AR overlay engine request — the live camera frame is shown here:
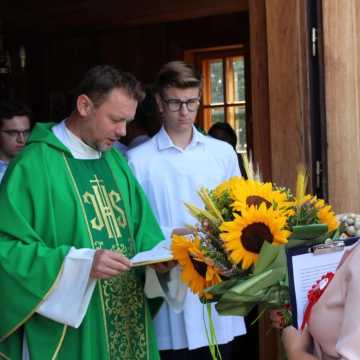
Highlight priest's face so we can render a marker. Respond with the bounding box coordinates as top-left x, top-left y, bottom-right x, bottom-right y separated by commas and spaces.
0, 115, 31, 162
156, 87, 200, 134
82, 88, 138, 152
